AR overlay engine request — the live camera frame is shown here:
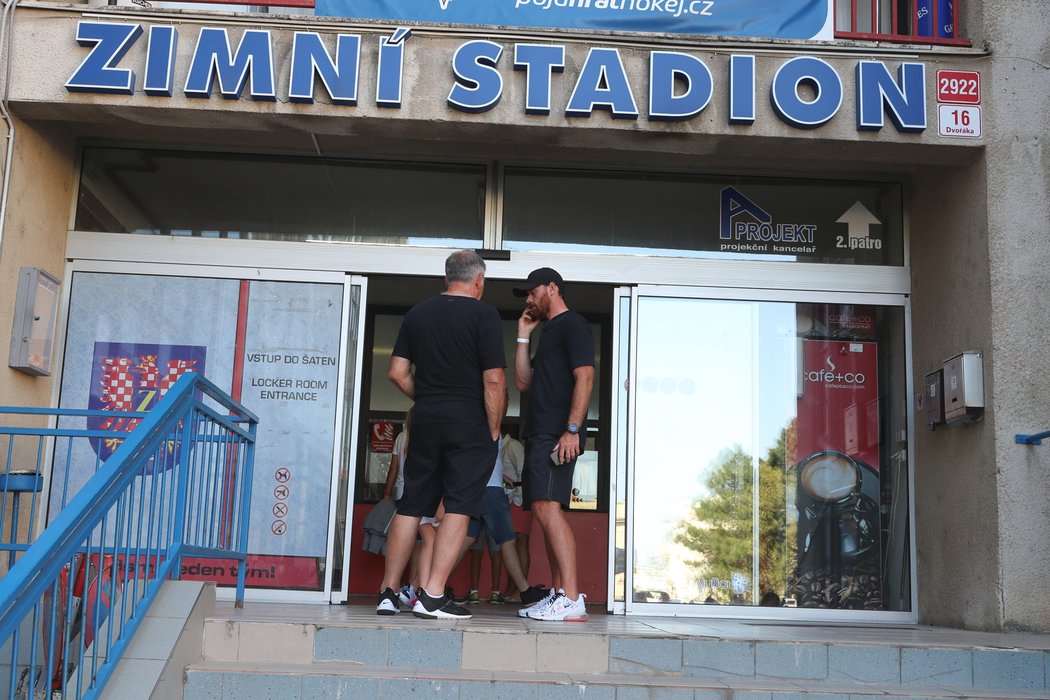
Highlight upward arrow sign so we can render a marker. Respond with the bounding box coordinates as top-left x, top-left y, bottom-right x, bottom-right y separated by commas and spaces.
836, 201, 880, 240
